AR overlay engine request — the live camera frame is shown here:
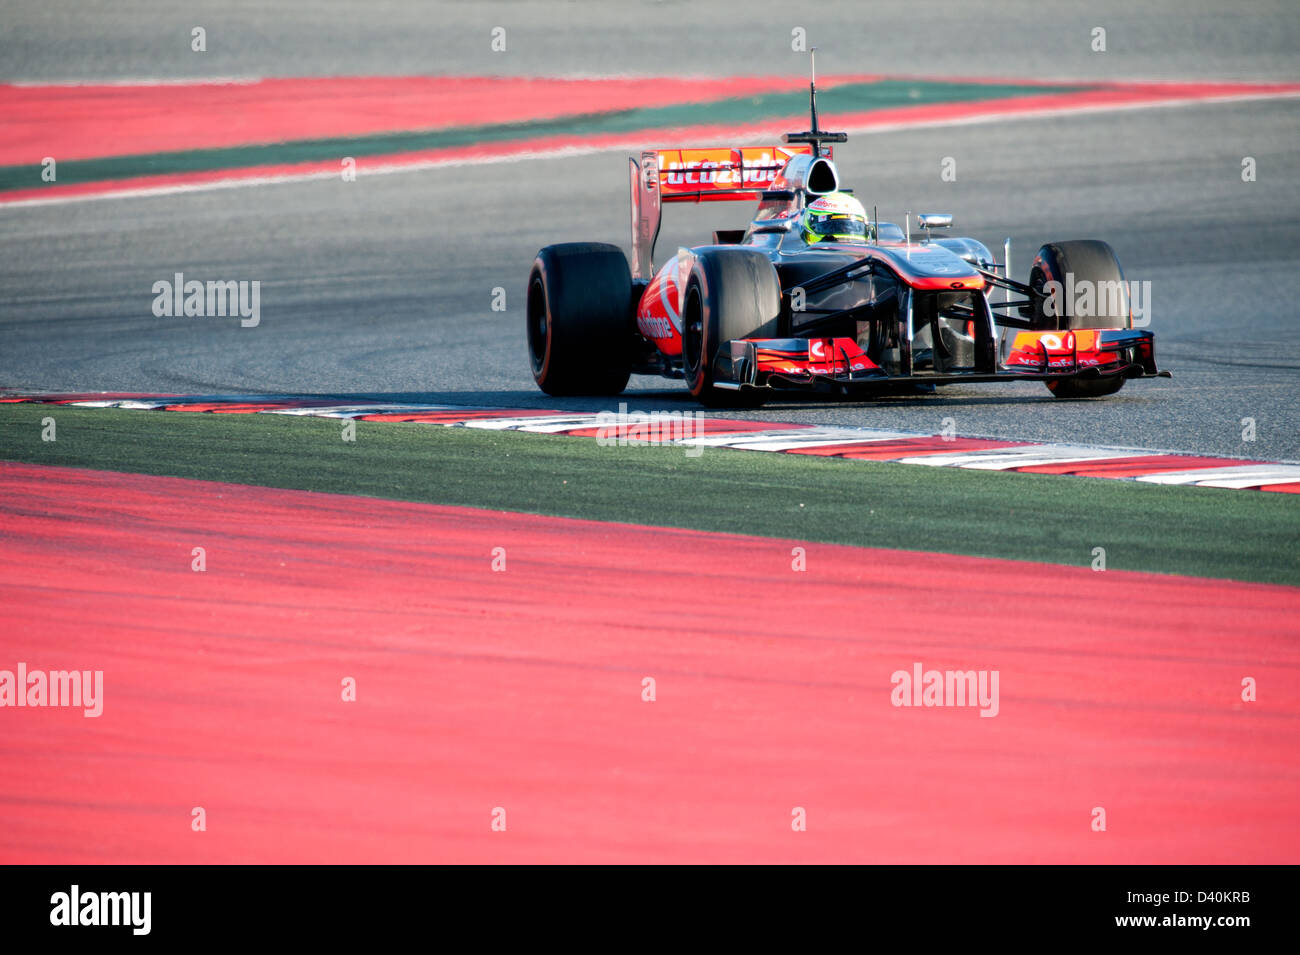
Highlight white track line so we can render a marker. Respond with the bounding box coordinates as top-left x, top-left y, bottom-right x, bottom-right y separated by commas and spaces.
681, 427, 915, 451
1135, 465, 1300, 489
898, 445, 1134, 470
